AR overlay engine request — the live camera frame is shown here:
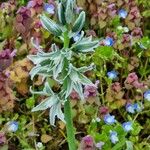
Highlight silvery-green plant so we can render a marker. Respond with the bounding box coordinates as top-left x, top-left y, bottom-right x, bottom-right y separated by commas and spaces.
28, 0, 99, 149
